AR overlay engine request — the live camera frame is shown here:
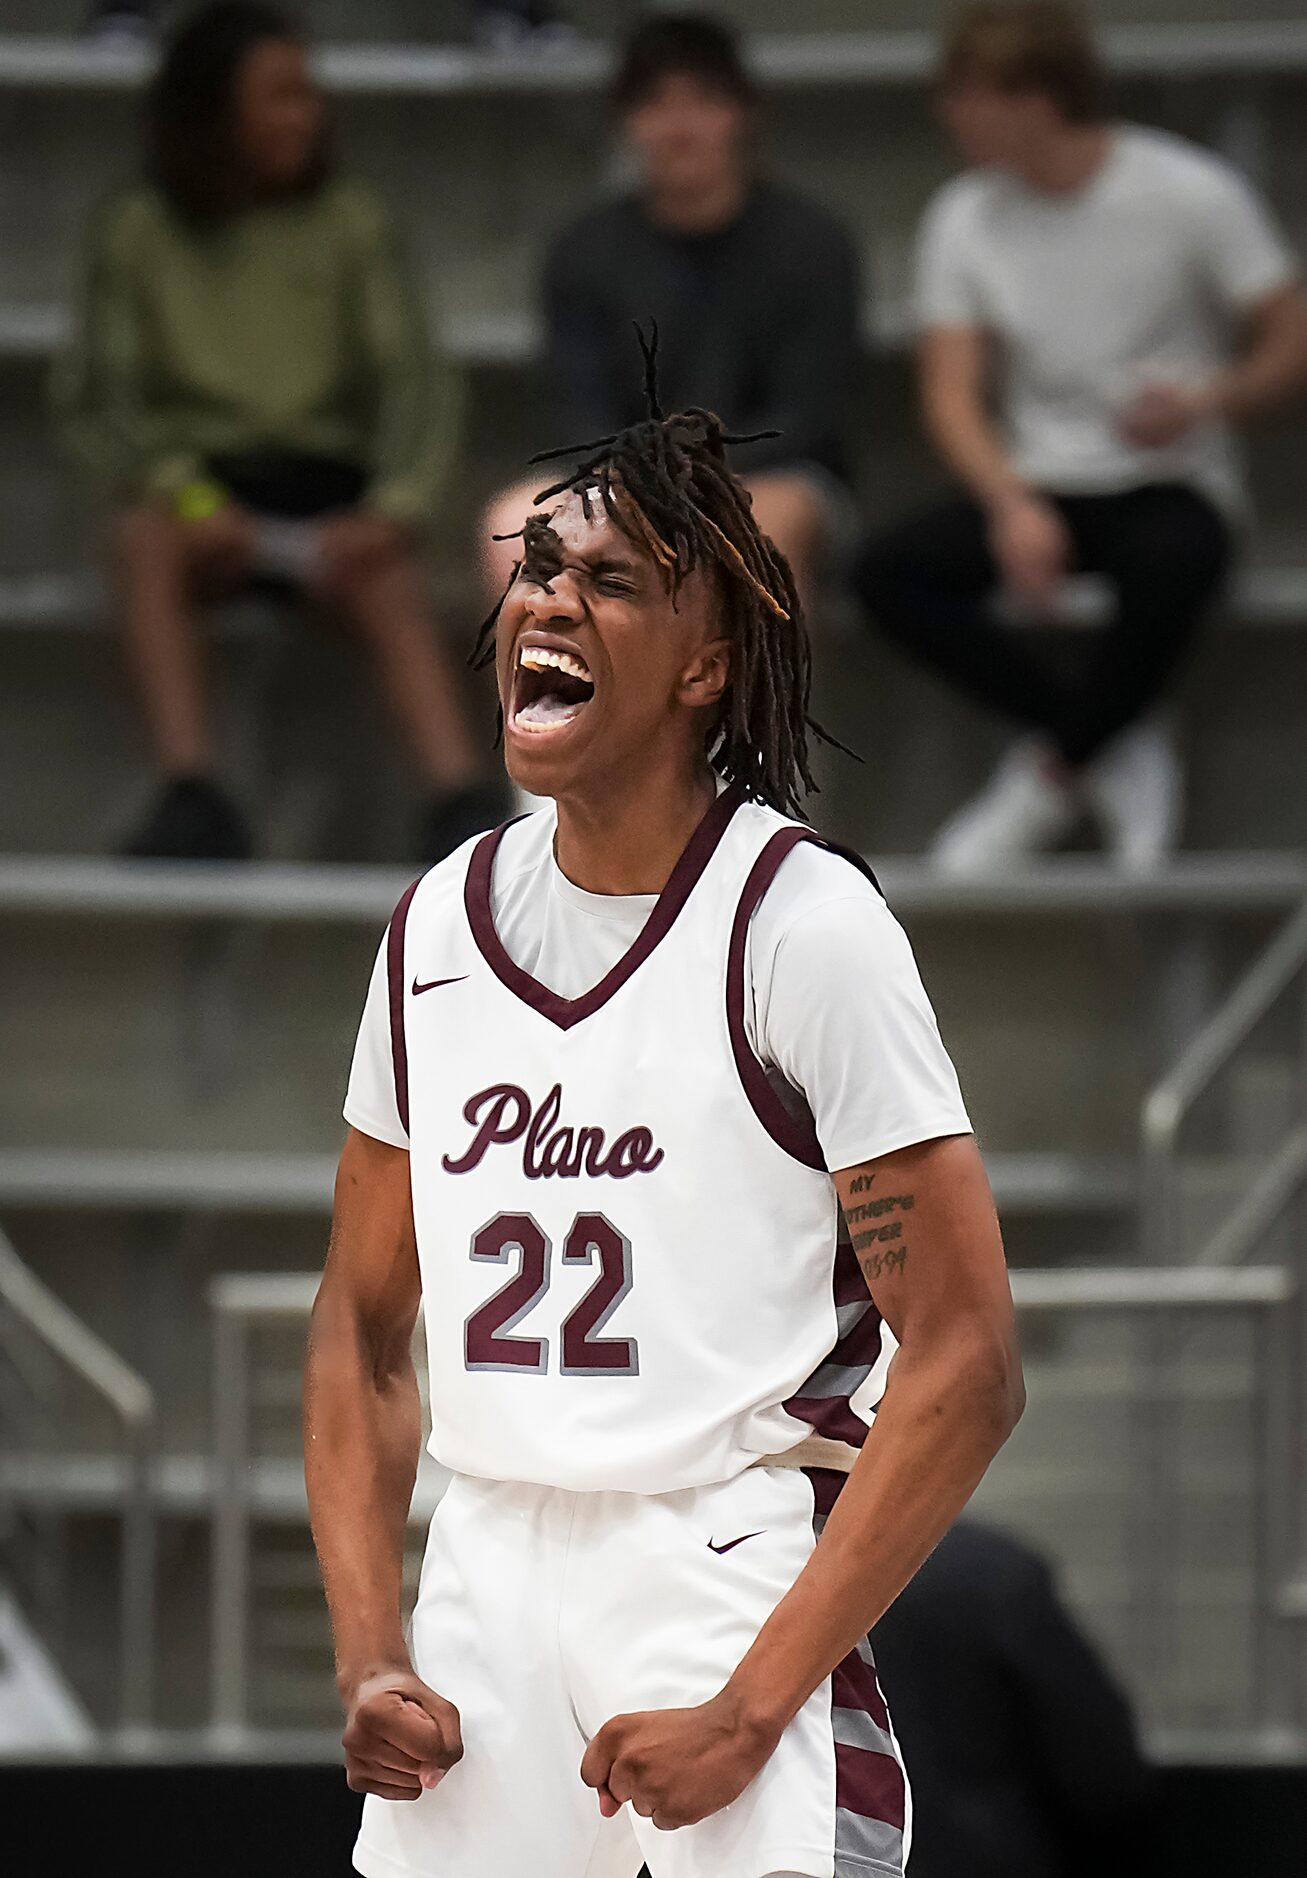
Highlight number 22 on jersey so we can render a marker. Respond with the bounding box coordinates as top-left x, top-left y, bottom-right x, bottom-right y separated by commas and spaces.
465, 1213, 638, 1377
